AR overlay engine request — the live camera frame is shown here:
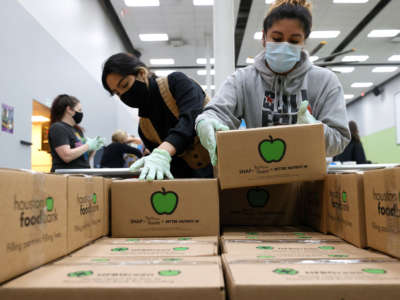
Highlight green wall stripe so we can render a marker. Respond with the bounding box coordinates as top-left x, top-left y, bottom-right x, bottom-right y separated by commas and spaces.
361, 127, 400, 163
